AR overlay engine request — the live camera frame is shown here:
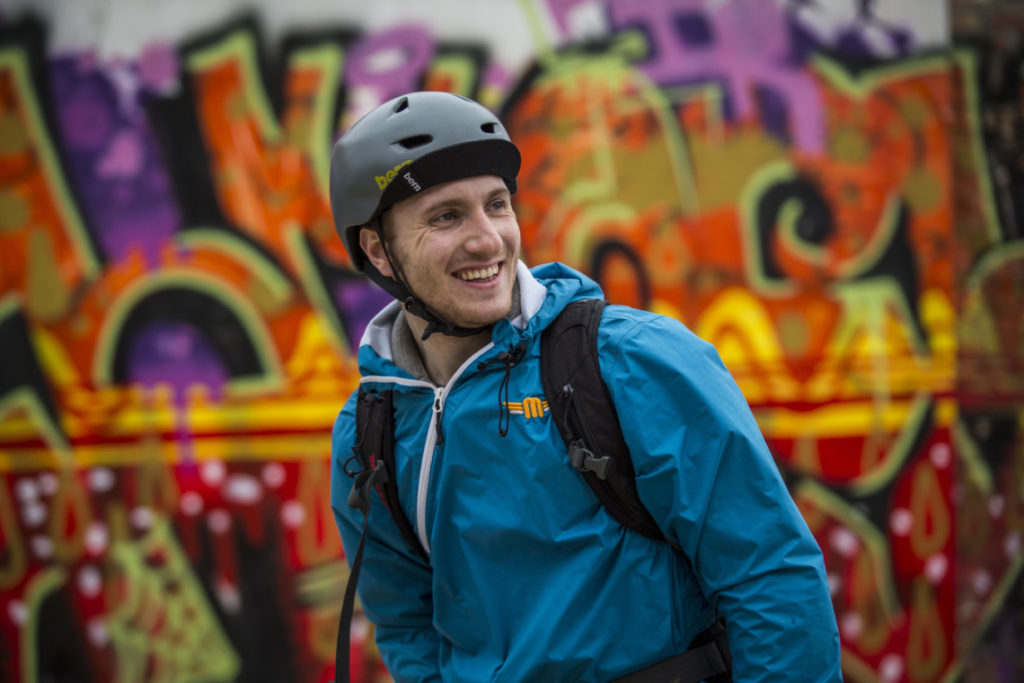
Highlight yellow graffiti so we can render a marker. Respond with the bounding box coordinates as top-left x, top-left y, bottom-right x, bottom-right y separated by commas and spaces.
0, 475, 27, 589
107, 520, 240, 682
295, 459, 344, 565
48, 466, 91, 563
907, 579, 946, 682
909, 461, 951, 559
